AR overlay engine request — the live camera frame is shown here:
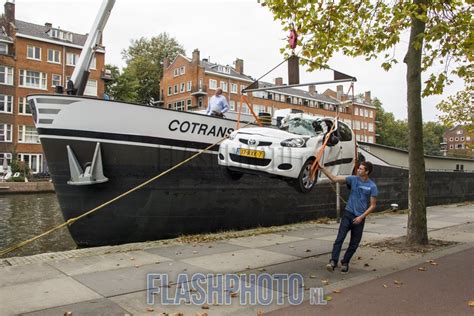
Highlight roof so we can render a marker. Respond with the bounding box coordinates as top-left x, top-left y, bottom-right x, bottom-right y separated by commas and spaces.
14, 20, 88, 46
258, 81, 339, 104
200, 59, 253, 81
